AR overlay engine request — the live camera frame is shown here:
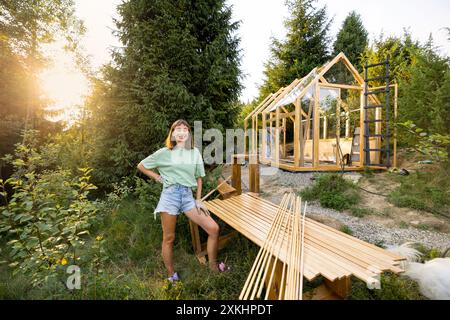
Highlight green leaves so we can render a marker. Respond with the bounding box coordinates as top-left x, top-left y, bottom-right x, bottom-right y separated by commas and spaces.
397, 121, 449, 164
0, 147, 103, 287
